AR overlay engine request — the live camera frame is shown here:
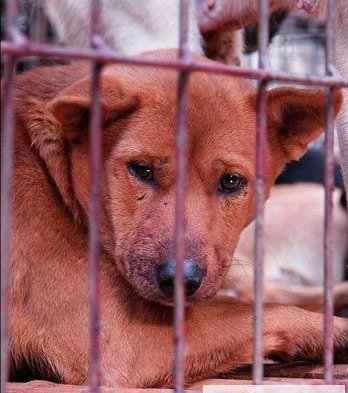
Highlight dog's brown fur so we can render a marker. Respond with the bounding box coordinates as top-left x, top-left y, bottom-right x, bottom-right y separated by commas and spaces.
9, 52, 348, 388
